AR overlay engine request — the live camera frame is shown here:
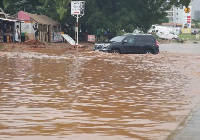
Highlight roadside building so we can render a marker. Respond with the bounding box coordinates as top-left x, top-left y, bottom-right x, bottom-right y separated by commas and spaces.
0, 8, 18, 43
0, 18, 18, 43
0, 8, 8, 18
165, 0, 200, 24
163, 0, 200, 33
16, 11, 62, 43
